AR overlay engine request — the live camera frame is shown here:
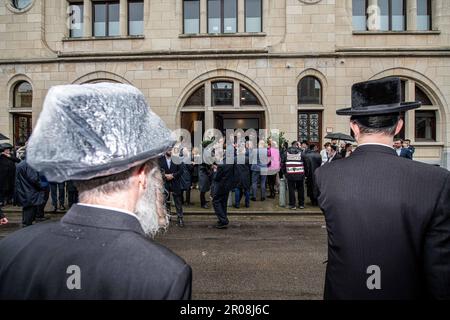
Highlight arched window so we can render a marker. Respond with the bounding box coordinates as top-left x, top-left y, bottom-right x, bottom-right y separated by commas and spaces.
184, 85, 205, 106
13, 81, 32, 108
240, 85, 261, 106
298, 76, 322, 105
415, 86, 433, 106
